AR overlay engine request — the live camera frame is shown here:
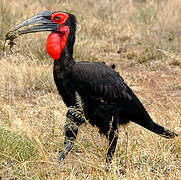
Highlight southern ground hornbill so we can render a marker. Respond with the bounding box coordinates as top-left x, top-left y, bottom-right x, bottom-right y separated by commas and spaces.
7, 11, 178, 167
